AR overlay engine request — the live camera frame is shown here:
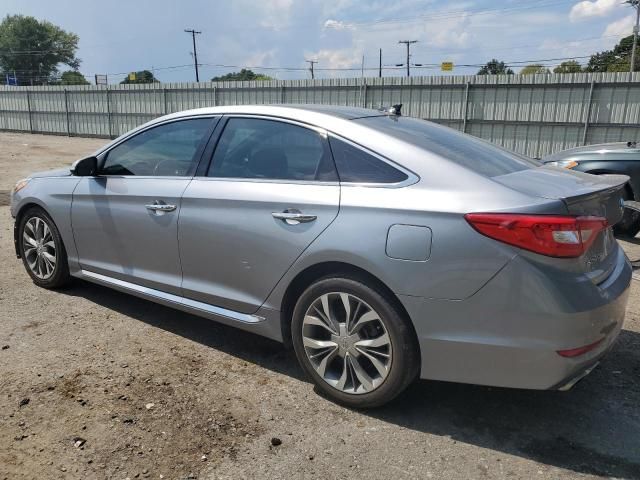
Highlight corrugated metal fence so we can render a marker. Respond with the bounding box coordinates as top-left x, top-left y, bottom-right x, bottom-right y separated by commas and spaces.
1, 72, 639, 158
